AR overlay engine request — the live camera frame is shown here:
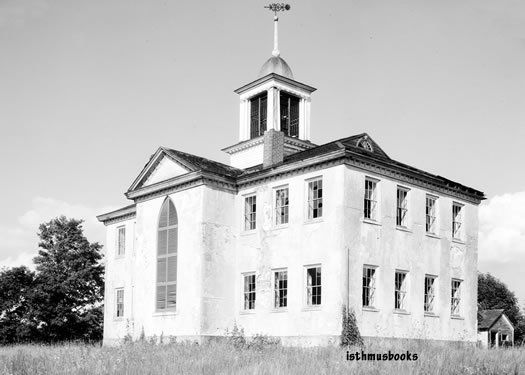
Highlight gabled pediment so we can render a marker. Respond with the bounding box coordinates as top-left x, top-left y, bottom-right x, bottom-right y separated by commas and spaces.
340, 133, 391, 160
128, 148, 195, 192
